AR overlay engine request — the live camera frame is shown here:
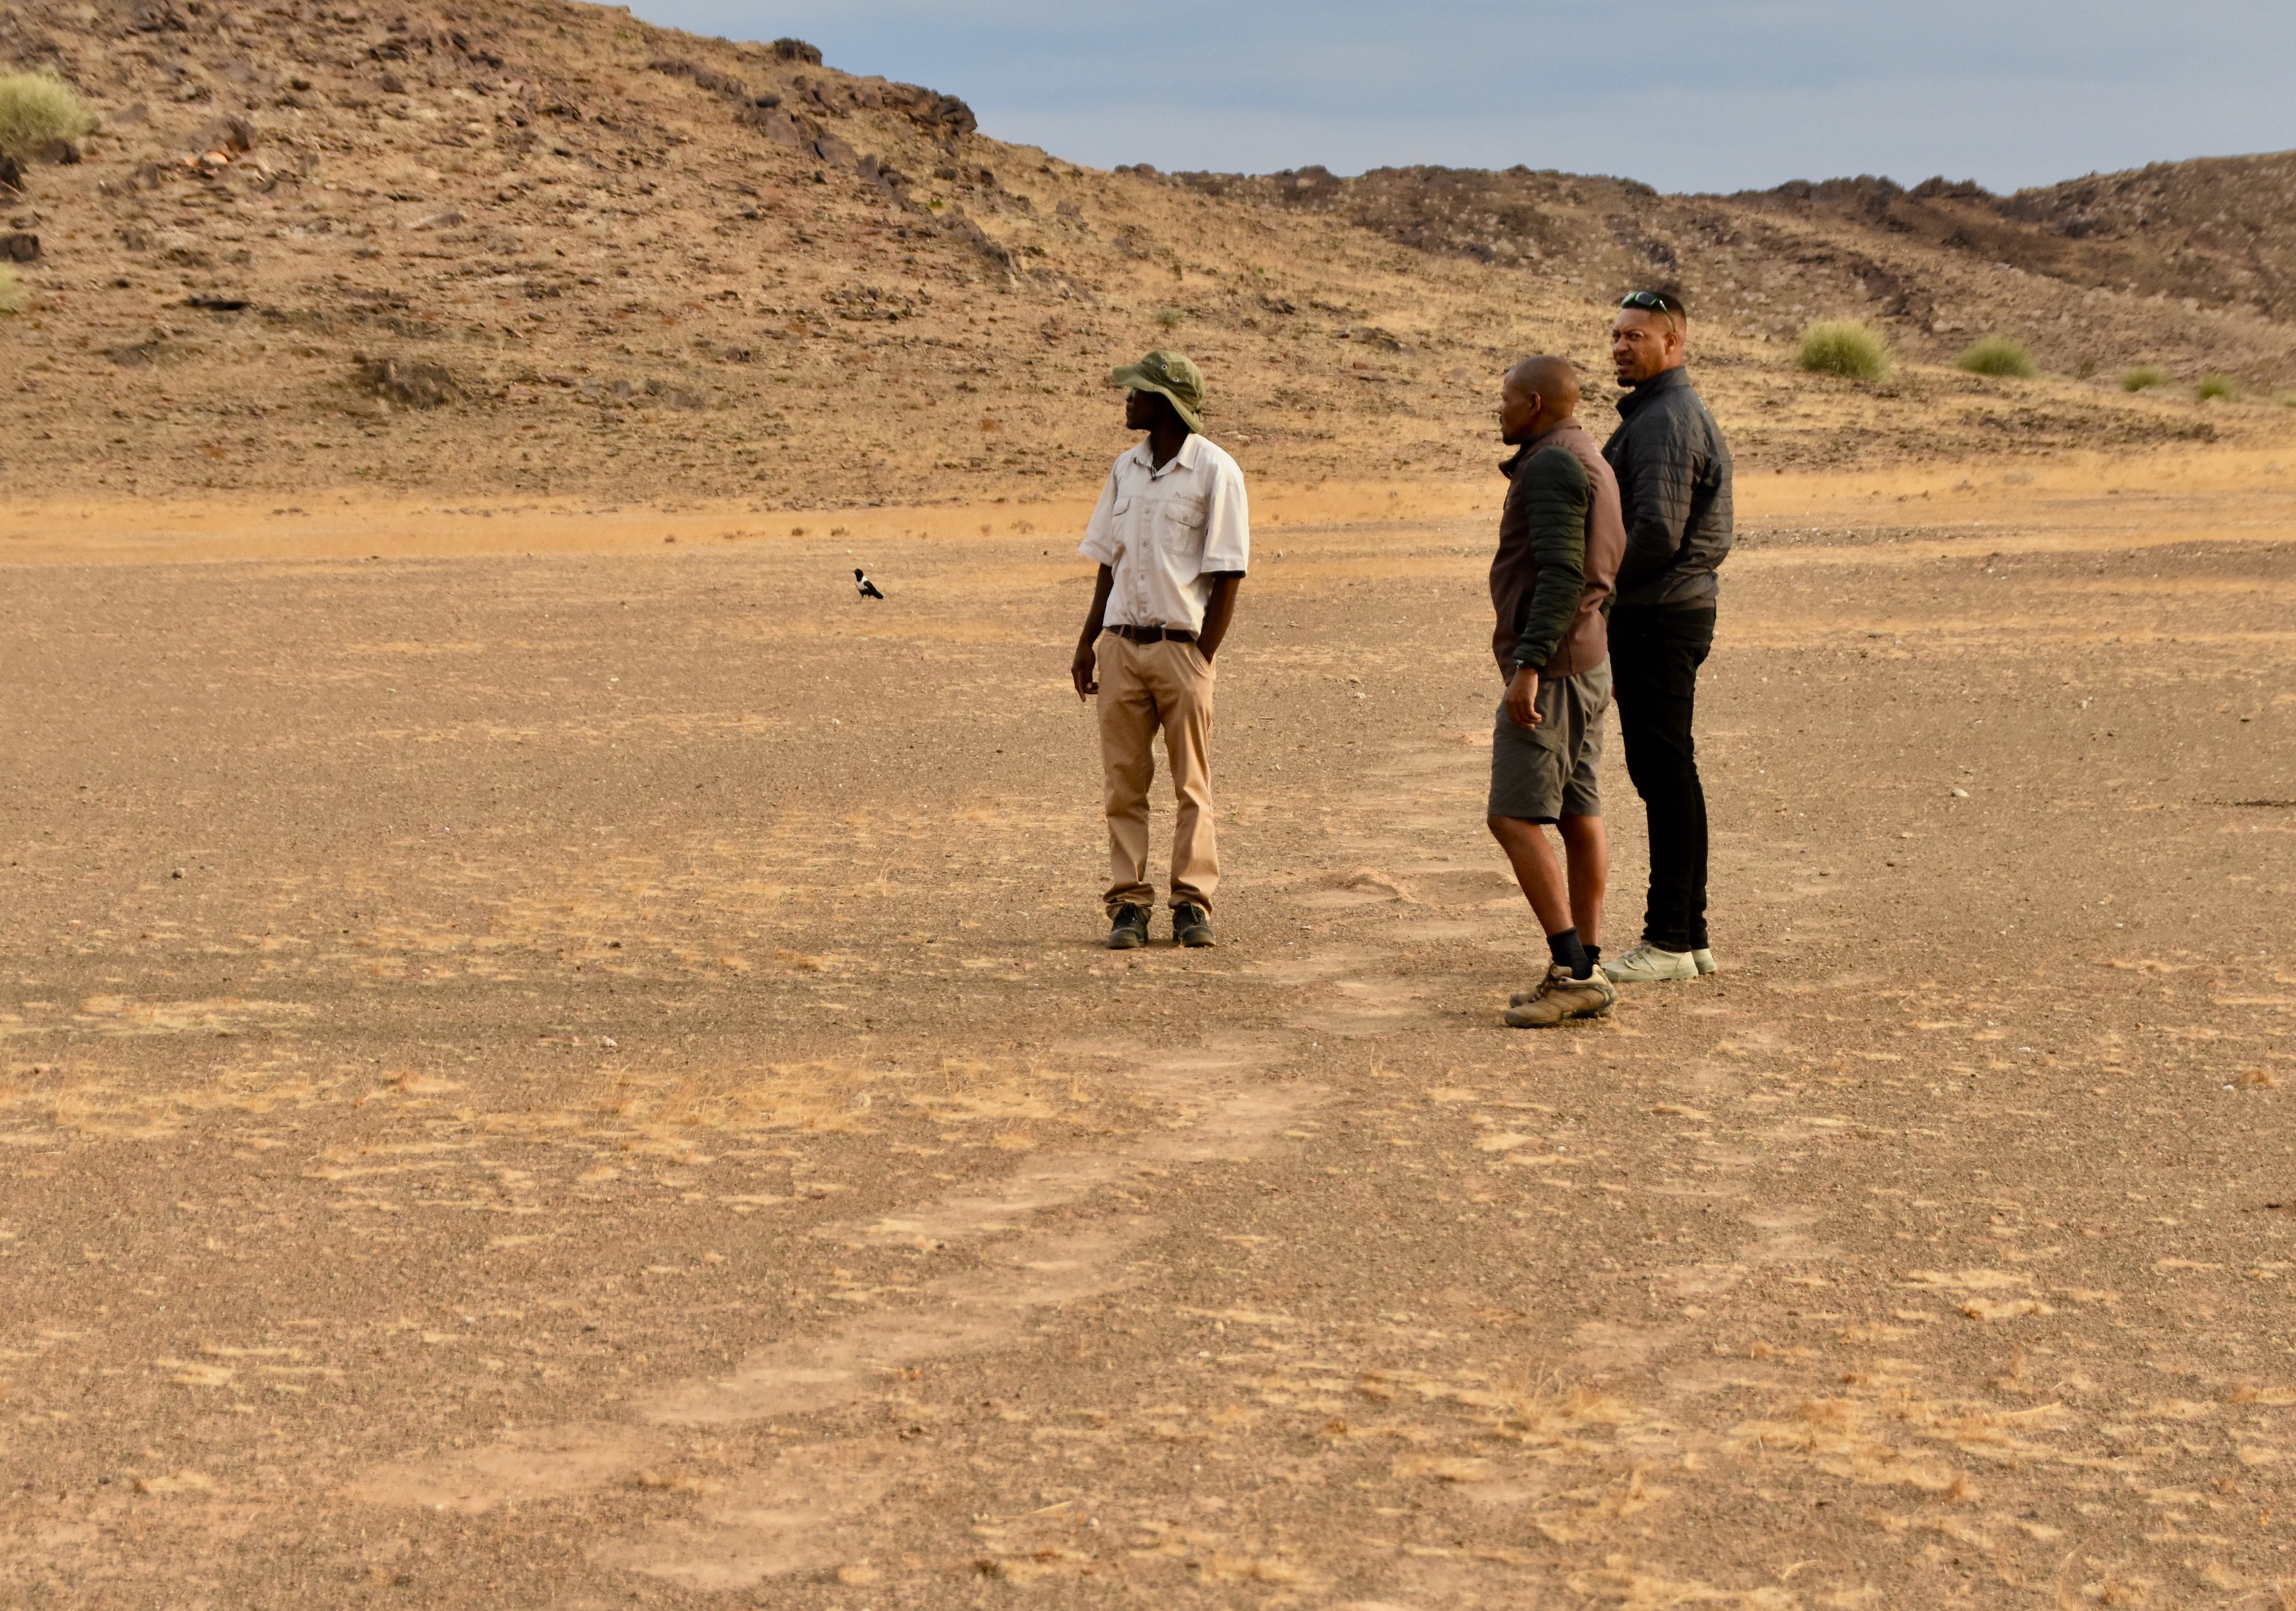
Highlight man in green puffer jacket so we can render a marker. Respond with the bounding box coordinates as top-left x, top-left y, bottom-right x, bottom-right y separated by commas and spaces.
1484, 355, 1626, 1028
